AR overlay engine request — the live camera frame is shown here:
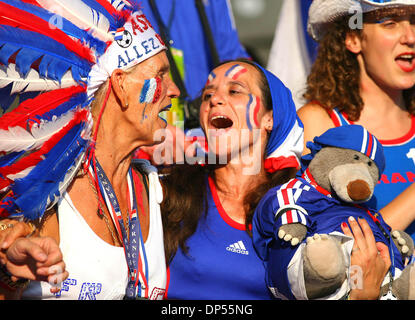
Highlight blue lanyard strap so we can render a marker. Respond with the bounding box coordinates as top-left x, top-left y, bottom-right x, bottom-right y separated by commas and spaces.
91, 160, 149, 299
355, 205, 396, 278
364, 208, 396, 277
126, 167, 149, 298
